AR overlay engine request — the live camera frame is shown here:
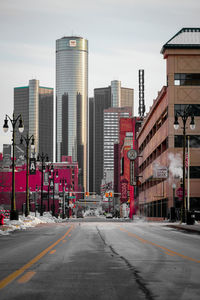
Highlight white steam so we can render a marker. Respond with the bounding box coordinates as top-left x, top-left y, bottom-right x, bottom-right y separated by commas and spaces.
168, 153, 183, 178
